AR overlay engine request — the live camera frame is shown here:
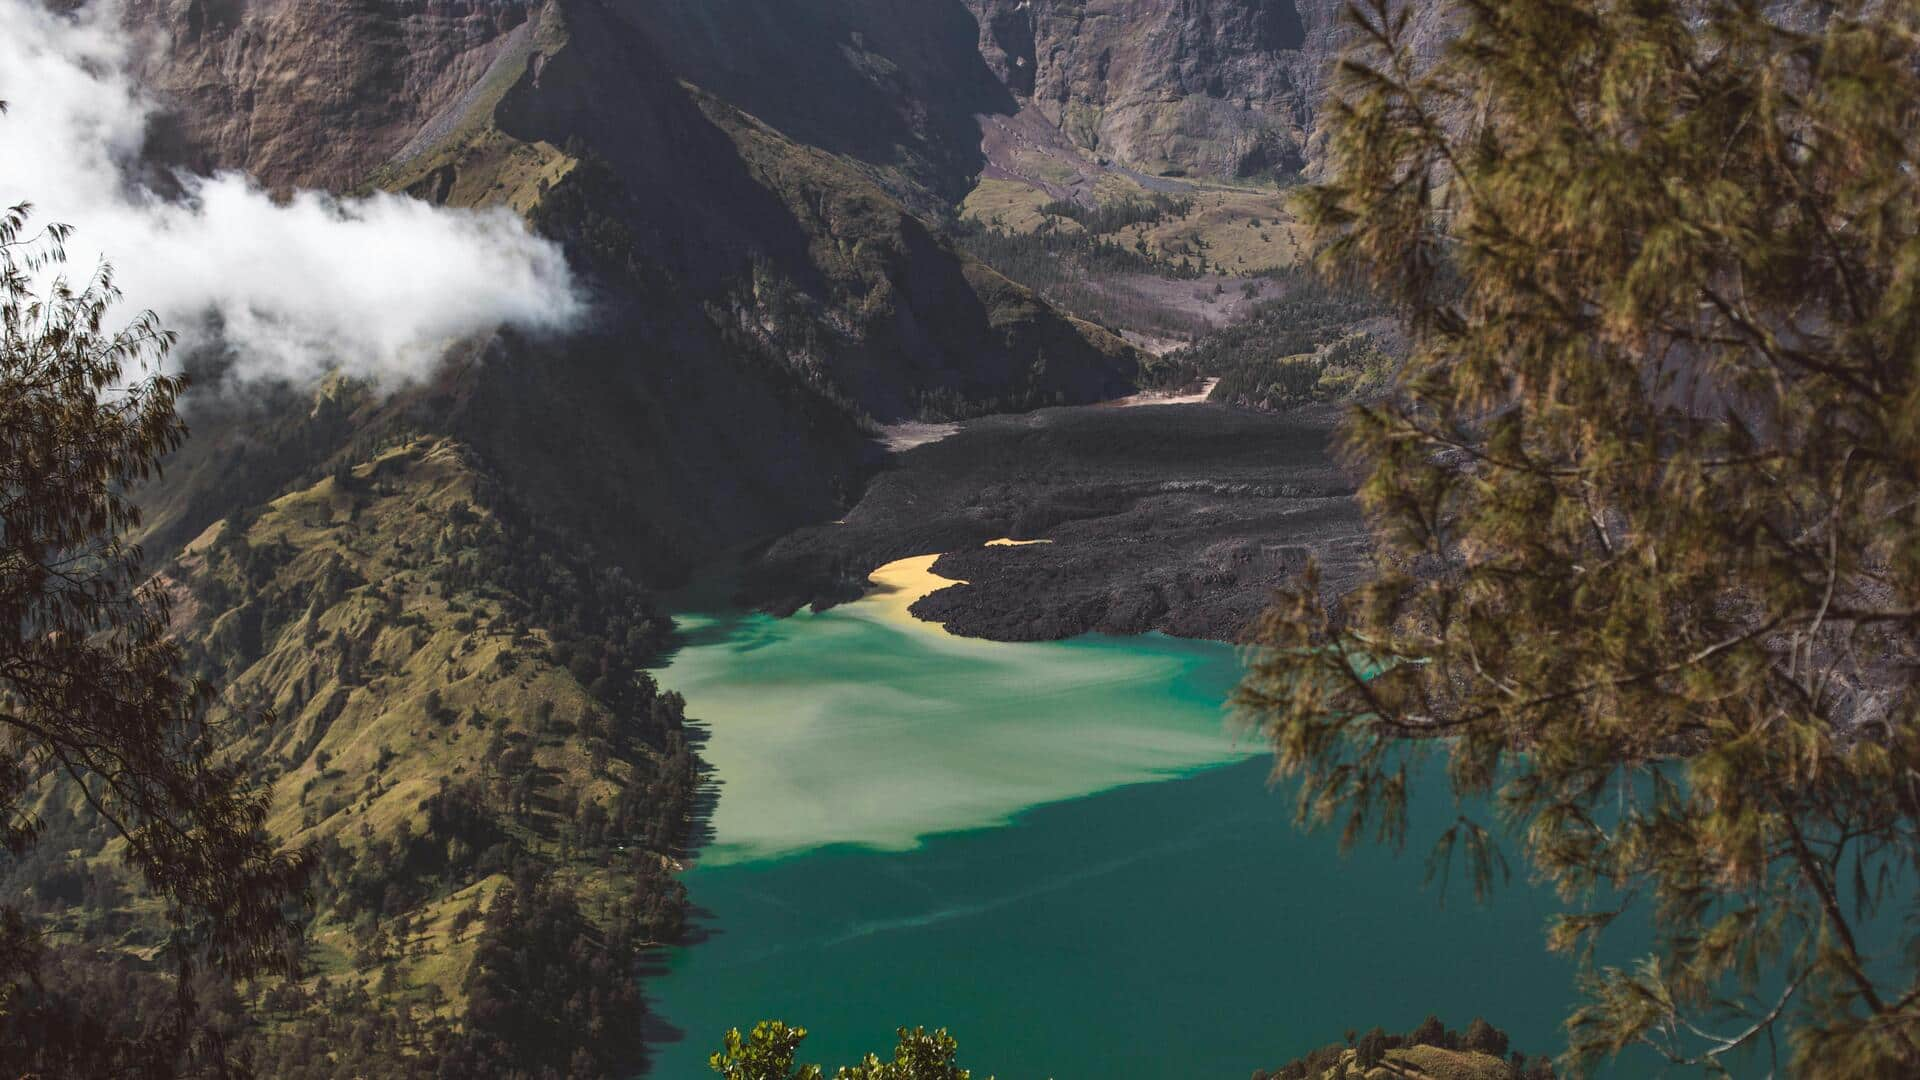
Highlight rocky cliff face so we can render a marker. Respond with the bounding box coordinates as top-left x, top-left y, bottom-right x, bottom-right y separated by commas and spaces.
616, 0, 1017, 209
960, 0, 1350, 179
127, 0, 538, 191
958, 0, 1482, 182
